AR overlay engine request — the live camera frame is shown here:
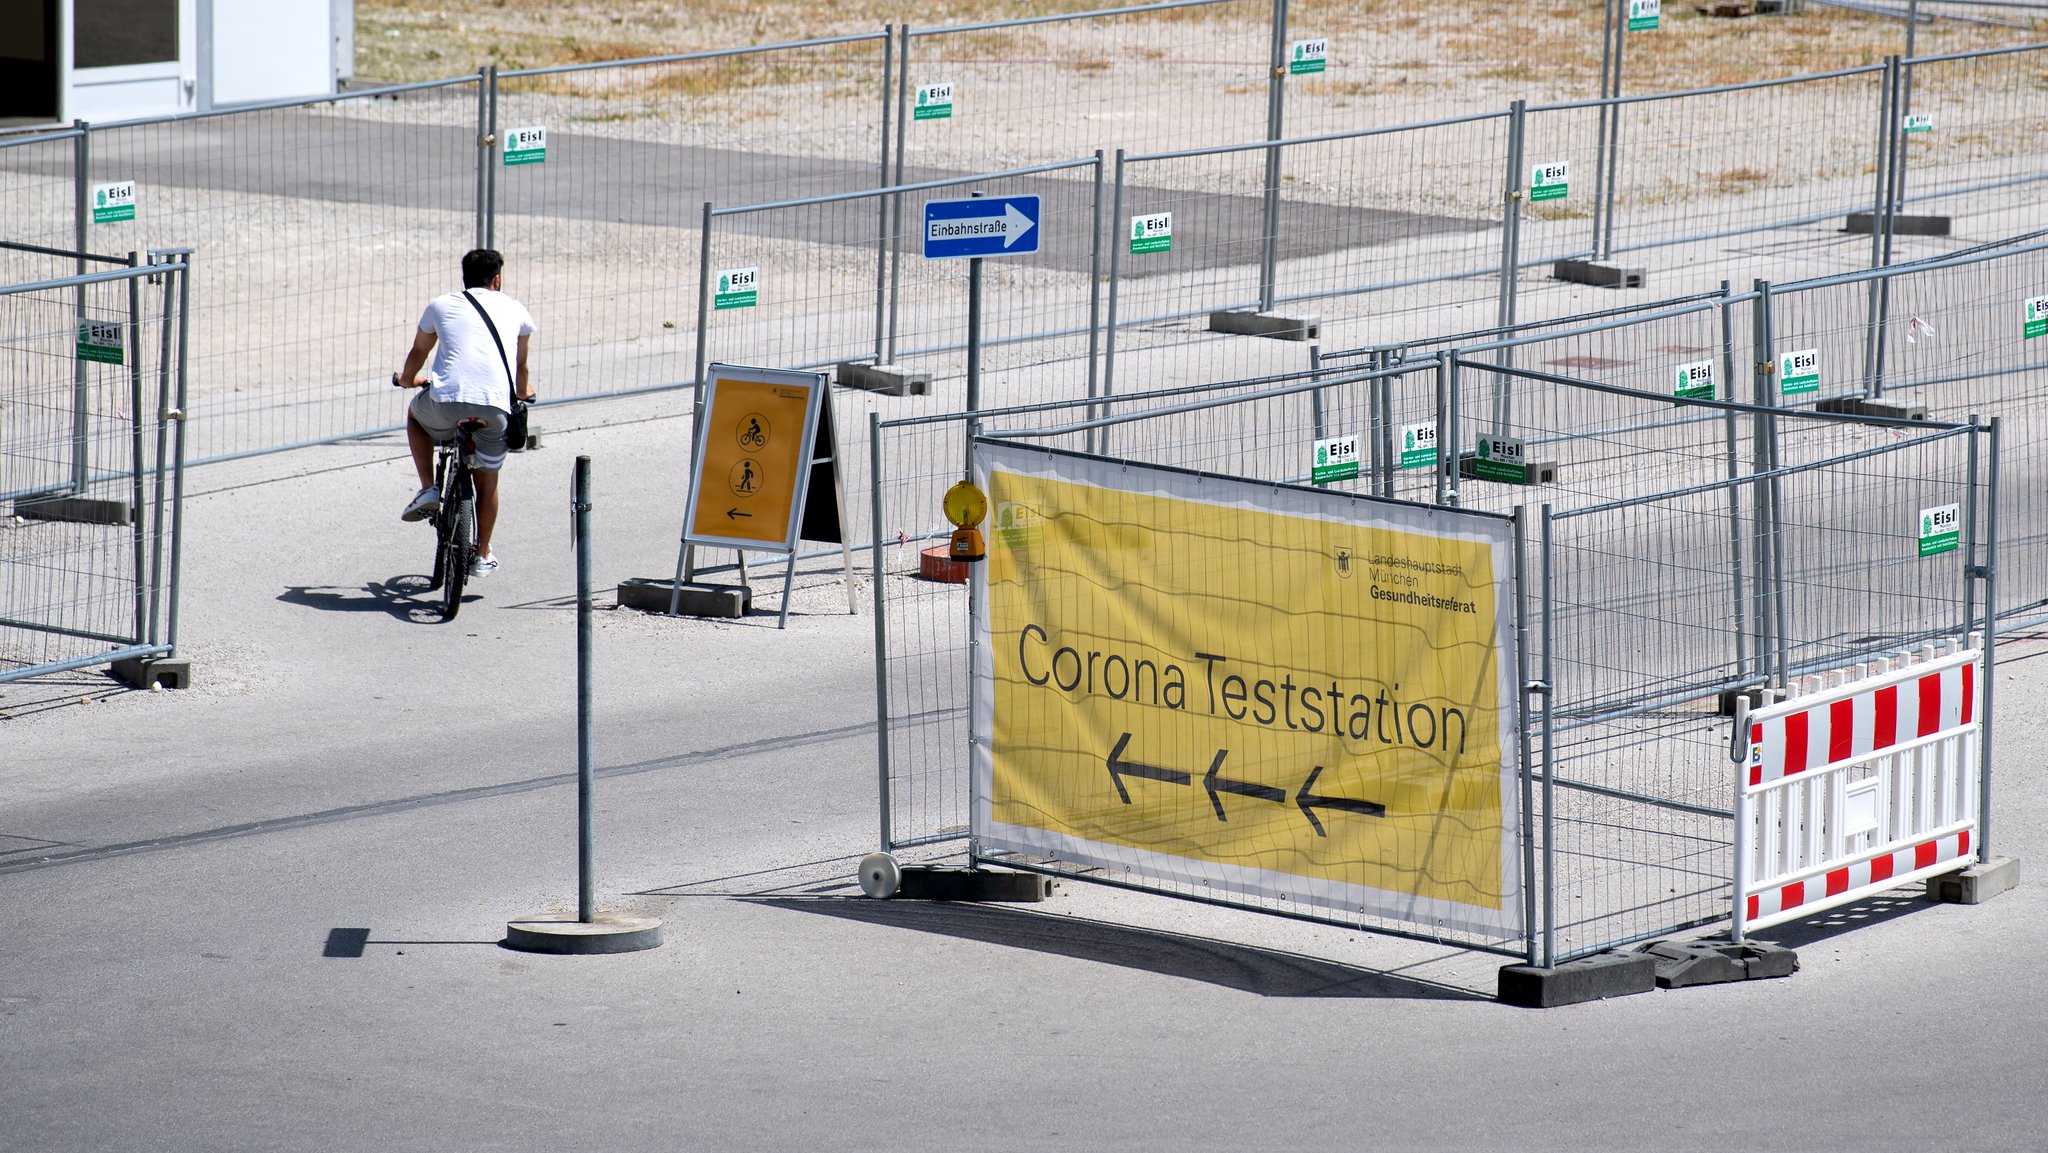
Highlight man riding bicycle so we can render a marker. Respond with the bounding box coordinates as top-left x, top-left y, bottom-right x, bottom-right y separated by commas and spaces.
392, 249, 536, 578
